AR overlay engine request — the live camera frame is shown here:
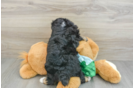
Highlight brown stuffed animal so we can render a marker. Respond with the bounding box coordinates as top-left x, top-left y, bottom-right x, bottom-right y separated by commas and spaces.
19, 37, 121, 88
78, 37, 121, 84
20, 42, 47, 78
